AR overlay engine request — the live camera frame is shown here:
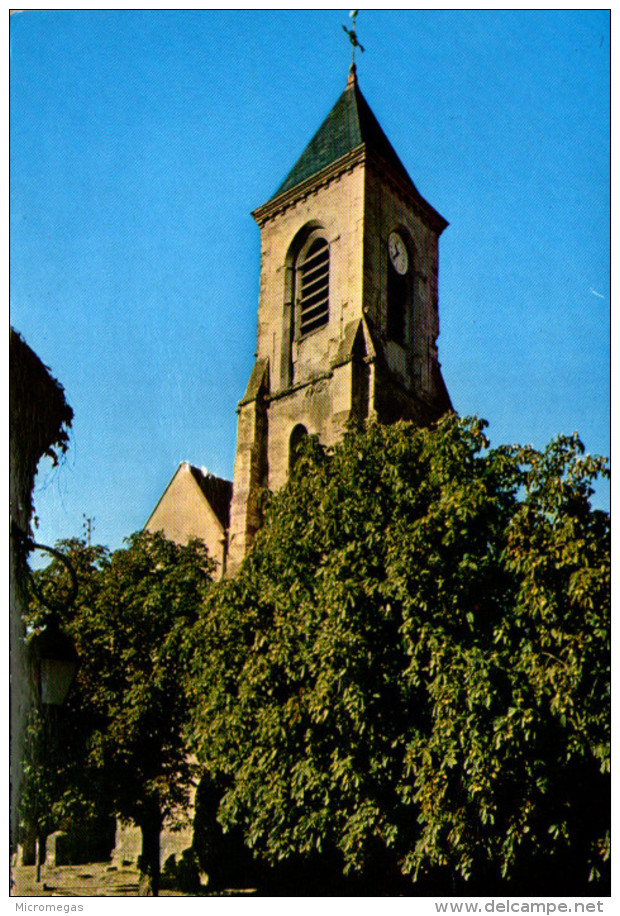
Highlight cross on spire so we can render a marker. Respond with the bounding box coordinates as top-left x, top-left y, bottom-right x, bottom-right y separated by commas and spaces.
342, 9, 364, 75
